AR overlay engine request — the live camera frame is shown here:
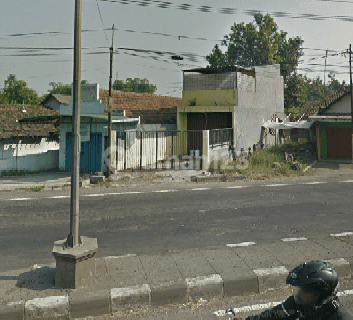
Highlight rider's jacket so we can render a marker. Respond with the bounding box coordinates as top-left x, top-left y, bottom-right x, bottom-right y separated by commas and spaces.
244, 296, 353, 320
